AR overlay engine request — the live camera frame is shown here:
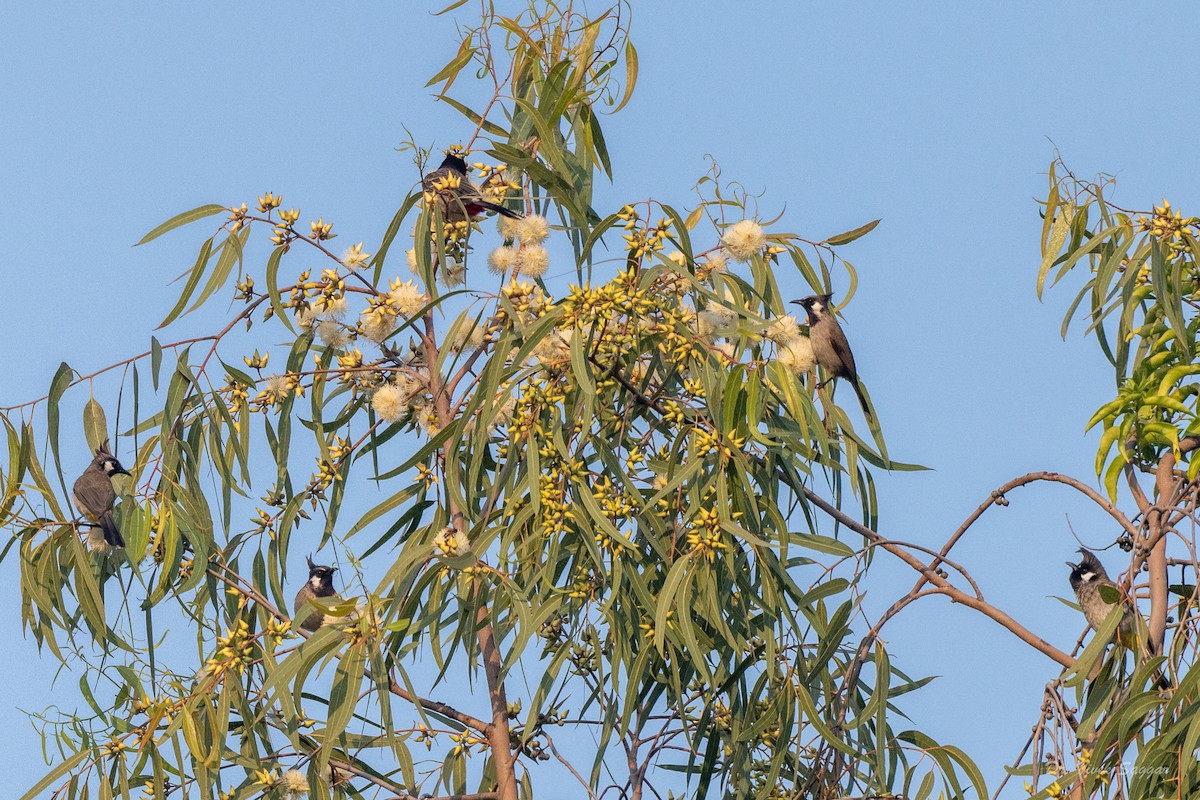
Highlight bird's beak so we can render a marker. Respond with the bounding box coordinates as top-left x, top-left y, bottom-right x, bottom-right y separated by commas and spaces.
1065, 561, 1076, 570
